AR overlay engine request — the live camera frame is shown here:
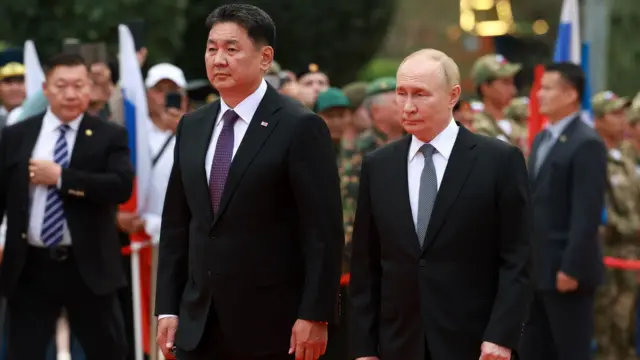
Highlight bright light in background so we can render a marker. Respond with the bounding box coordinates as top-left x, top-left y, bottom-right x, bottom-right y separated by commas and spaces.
471, 0, 494, 11
495, 0, 513, 21
532, 19, 549, 35
475, 20, 510, 36
460, 10, 476, 32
